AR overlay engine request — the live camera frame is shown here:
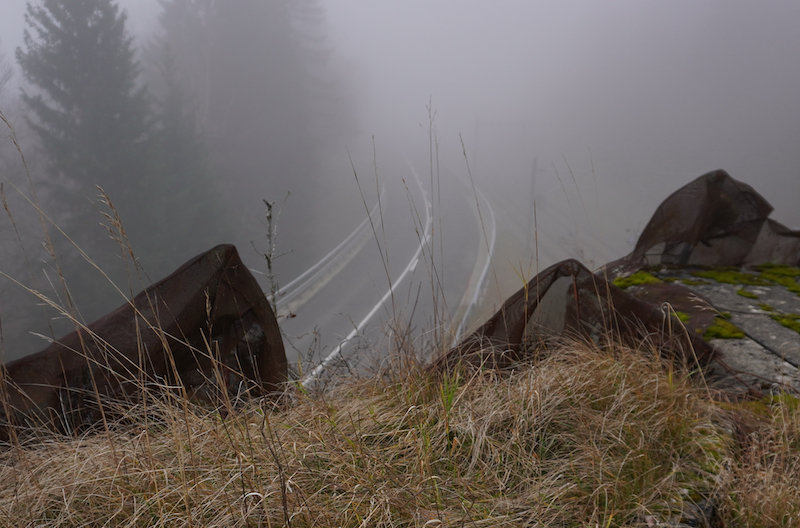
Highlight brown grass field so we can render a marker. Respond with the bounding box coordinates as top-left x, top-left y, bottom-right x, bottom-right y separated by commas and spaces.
1, 337, 798, 527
